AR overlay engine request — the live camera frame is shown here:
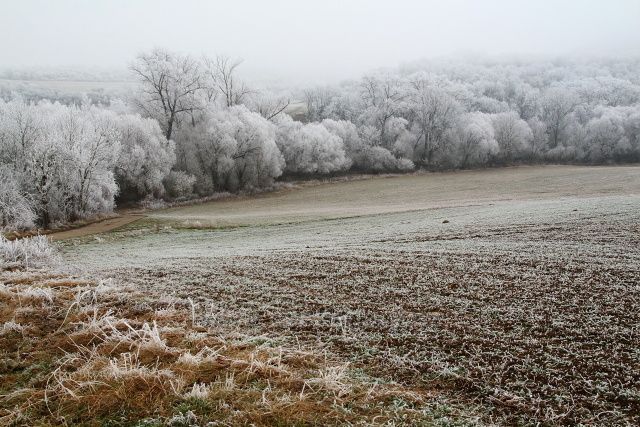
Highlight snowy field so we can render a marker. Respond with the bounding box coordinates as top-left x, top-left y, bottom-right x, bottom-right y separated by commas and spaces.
59, 165, 640, 425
